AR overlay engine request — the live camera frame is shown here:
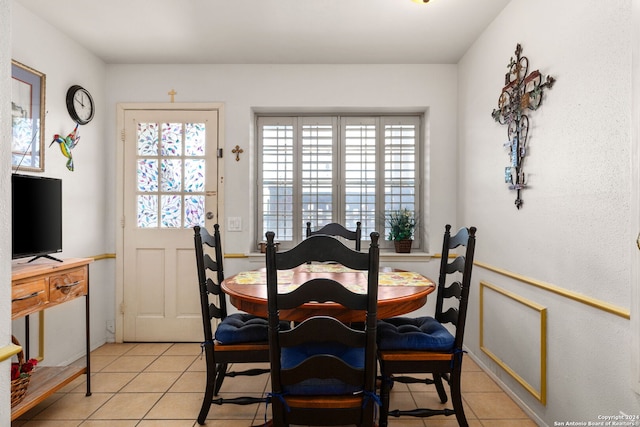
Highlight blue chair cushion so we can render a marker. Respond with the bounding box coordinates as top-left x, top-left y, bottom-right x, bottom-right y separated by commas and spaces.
281, 342, 364, 395
214, 313, 273, 344
377, 316, 455, 352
